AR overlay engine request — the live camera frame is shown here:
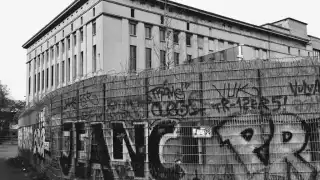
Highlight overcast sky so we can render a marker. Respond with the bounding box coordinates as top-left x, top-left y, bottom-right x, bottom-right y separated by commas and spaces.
1, 0, 319, 101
